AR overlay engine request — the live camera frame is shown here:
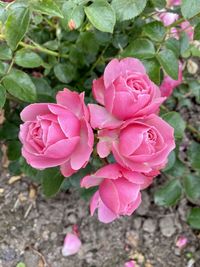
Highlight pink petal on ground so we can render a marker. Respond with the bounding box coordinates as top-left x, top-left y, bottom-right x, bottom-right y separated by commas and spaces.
62, 233, 81, 257
176, 236, 188, 249
124, 260, 136, 267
